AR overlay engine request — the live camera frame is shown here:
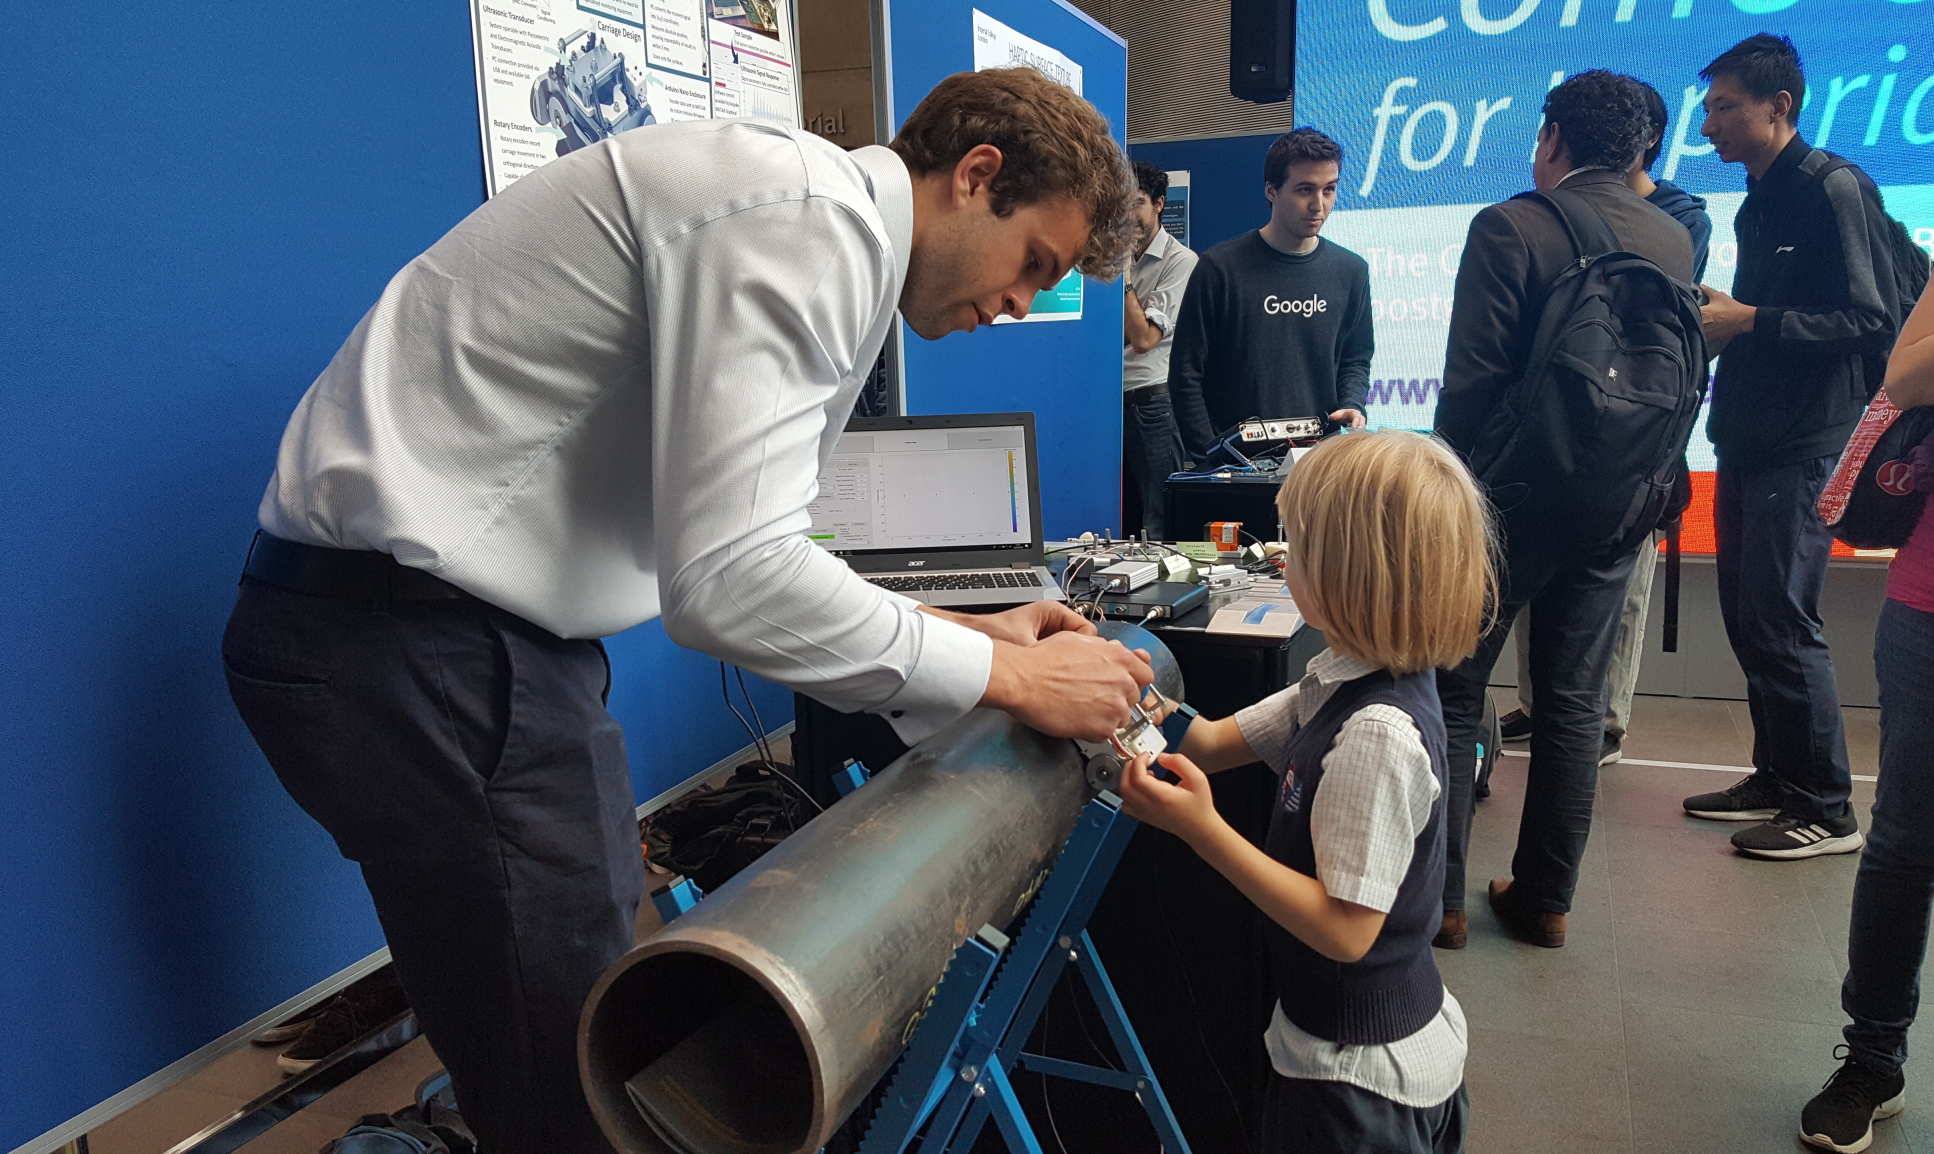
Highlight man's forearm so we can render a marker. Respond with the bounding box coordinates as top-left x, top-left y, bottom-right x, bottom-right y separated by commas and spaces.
1337, 365, 1371, 415
1124, 292, 1162, 353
